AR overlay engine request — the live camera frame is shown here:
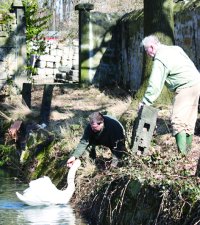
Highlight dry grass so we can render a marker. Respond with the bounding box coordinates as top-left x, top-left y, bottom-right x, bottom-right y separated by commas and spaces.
1, 84, 199, 175
0, 84, 132, 159
1, 83, 200, 223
